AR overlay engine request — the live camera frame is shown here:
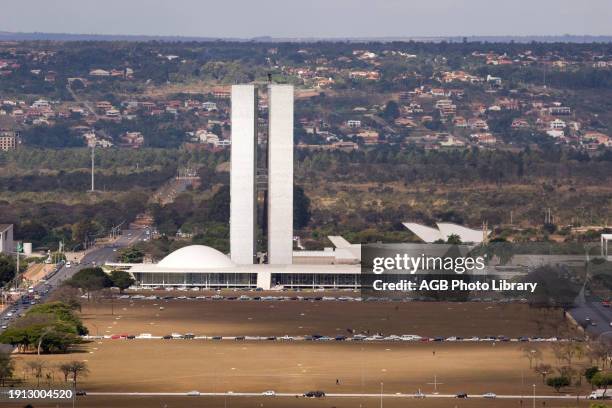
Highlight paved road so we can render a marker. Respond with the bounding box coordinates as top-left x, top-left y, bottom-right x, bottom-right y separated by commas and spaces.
84, 391, 590, 400
0, 229, 146, 333
569, 276, 612, 339
571, 301, 612, 338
